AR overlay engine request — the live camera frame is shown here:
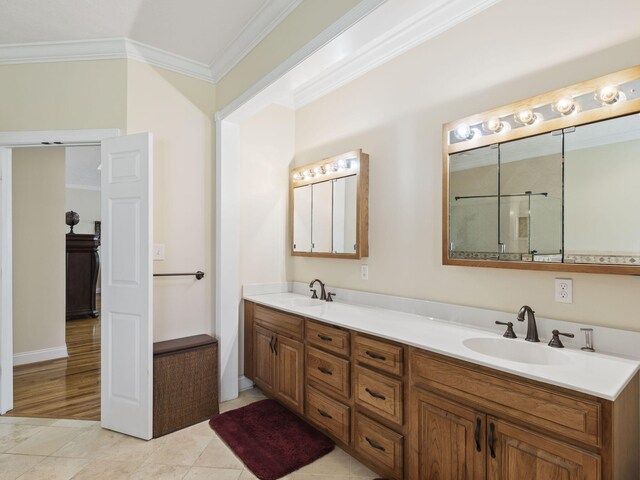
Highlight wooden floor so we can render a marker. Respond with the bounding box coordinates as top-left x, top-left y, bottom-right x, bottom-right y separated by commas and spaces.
6, 304, 101, 421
